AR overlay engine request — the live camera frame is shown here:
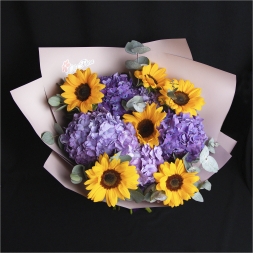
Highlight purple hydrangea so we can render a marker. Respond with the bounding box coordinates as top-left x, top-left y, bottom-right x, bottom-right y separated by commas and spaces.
60, 109, 140, 167
130, 145, 164, 186
159, 112, 208, 162
98, 73, 160, 117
